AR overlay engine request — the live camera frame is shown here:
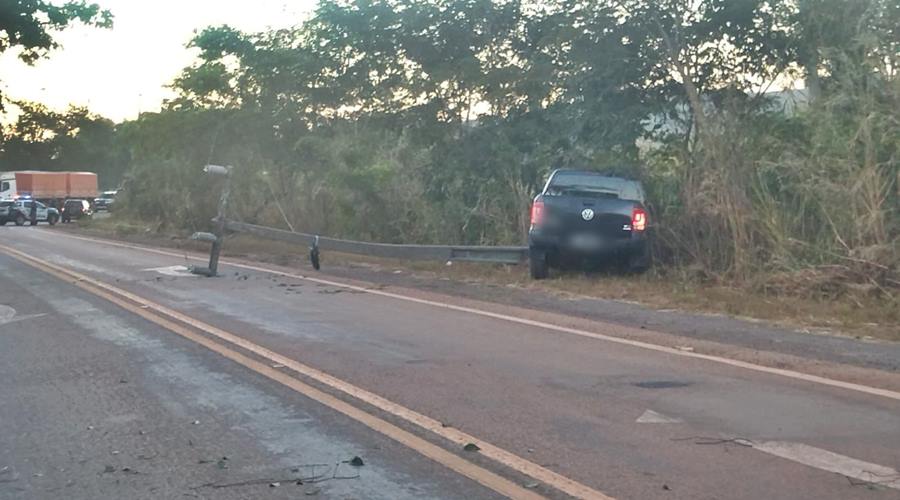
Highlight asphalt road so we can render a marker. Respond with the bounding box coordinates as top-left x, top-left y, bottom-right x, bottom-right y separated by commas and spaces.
1, 226, 898, 500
